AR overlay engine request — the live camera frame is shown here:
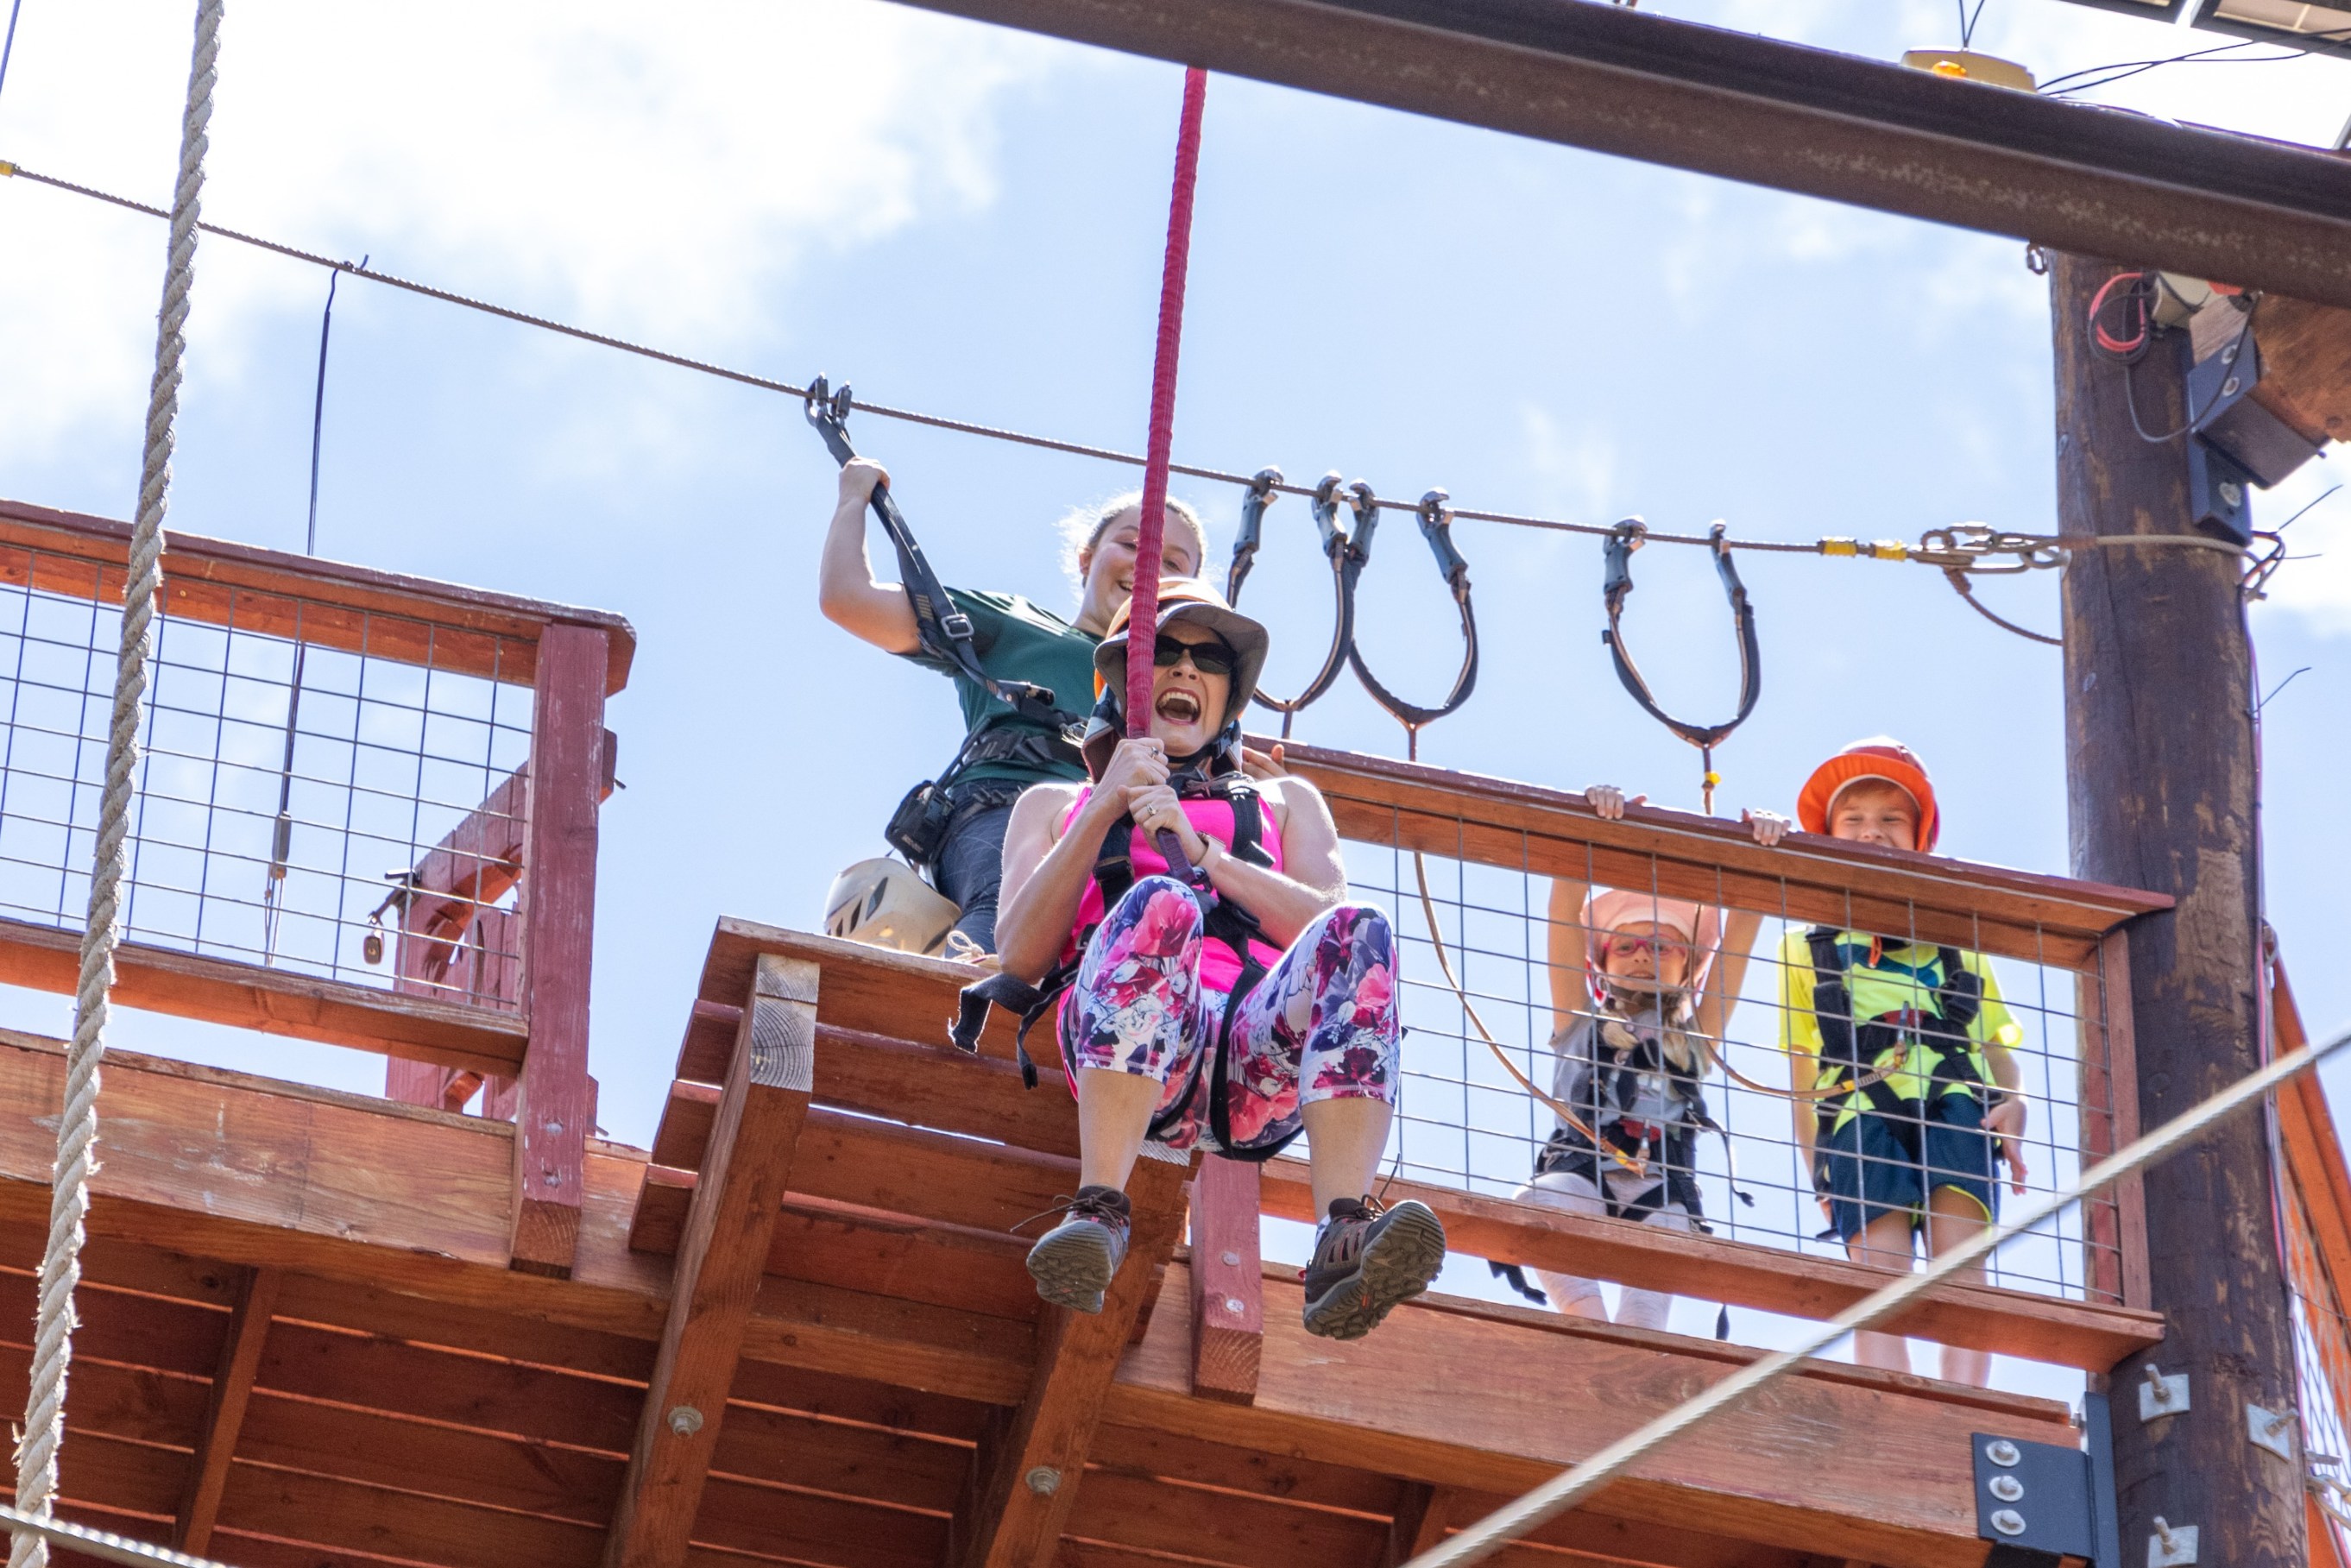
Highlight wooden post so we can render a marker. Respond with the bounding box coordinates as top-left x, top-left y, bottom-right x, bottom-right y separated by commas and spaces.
2052, 250, 2304, 1566
511, 621, 610, 1276
1188, 1154, 1263, 1403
